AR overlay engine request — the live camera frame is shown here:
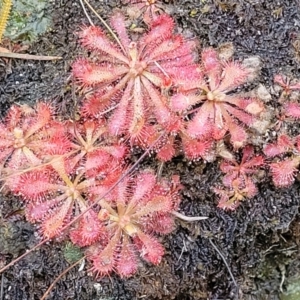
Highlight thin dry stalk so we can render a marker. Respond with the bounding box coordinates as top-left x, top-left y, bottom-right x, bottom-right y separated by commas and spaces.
208, 239, 238, 287
40, 256, 85, 300
0, 52, 62, 60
